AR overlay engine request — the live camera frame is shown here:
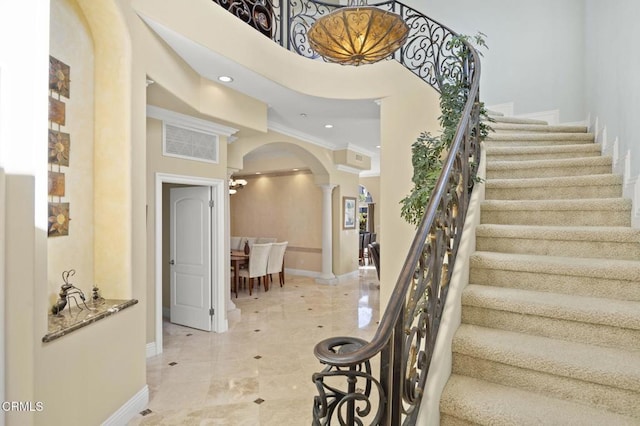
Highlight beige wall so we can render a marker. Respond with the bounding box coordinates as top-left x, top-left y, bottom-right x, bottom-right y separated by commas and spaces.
145, 117, 229, 341
2, 1, 147, 424
47, 0, 95, 302
379, 84, 441, 308
231, 171, 323, 272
